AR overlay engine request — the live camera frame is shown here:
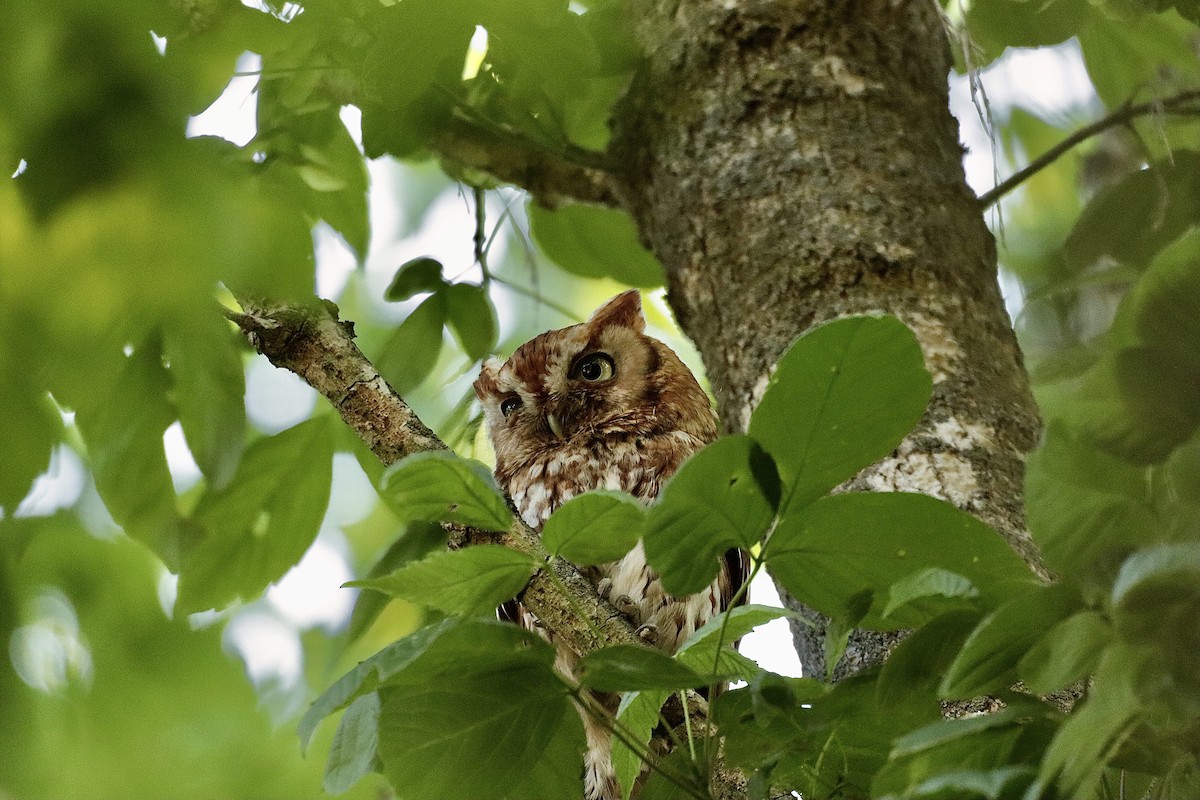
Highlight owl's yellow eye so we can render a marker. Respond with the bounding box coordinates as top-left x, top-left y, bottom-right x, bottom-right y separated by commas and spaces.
573, 352, 616, 382
500, 396, 521, 418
